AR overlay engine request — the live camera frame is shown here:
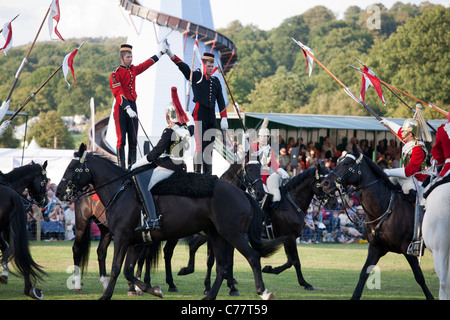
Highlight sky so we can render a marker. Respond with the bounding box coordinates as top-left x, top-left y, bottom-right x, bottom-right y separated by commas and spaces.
0, 0, 448, 47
